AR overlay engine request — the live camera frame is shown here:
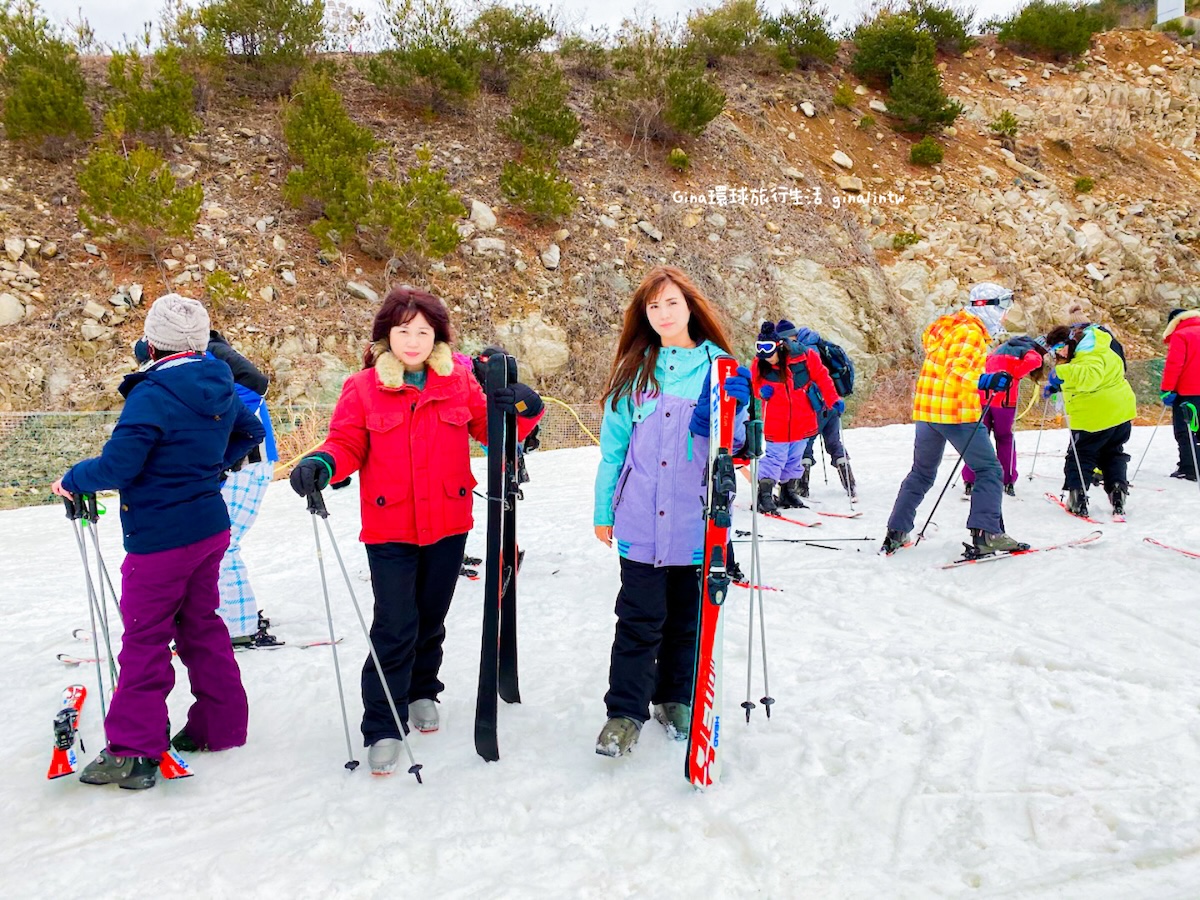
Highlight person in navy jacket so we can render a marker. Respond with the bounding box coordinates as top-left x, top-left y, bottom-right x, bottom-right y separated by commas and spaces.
52, 294, 264, 790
